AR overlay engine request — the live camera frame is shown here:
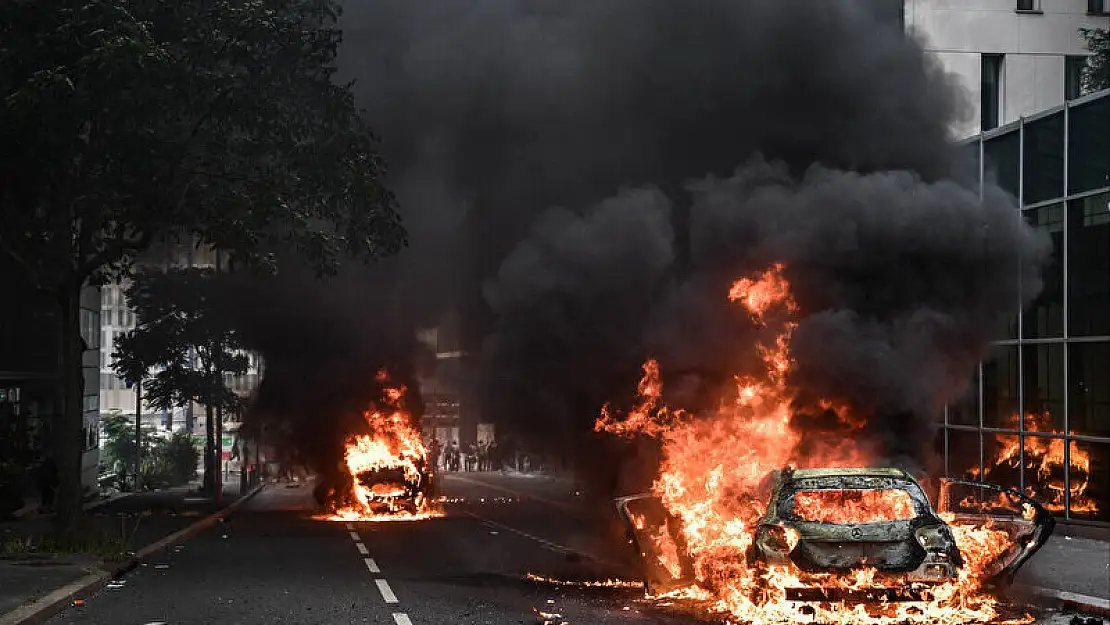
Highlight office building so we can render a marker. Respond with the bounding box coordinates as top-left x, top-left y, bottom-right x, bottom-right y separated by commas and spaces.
941, 88, 1110, 523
